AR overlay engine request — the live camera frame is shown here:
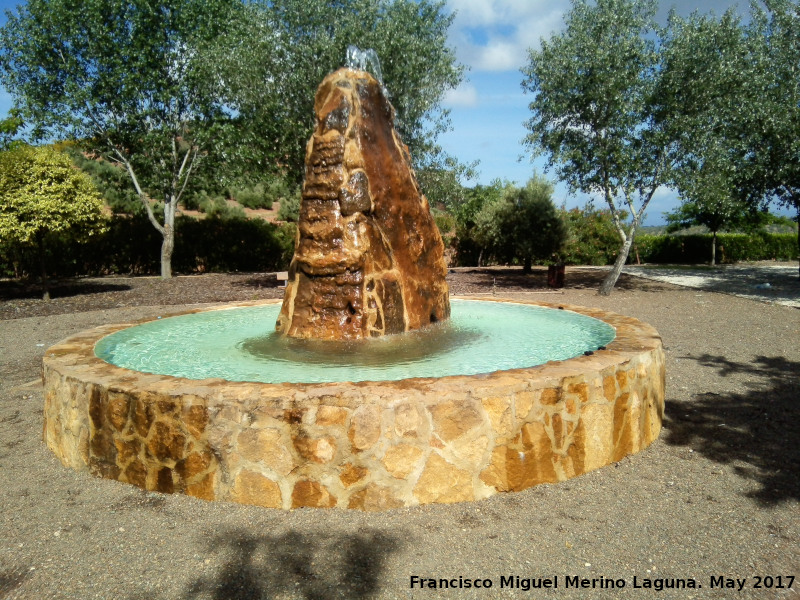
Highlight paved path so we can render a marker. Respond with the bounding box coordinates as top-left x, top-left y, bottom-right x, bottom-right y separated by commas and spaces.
623, 263, 800, 308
